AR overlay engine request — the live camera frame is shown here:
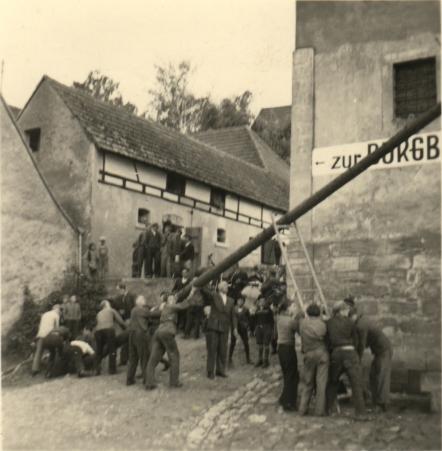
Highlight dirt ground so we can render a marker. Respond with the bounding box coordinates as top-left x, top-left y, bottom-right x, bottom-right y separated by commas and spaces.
2, 337, 441, 451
